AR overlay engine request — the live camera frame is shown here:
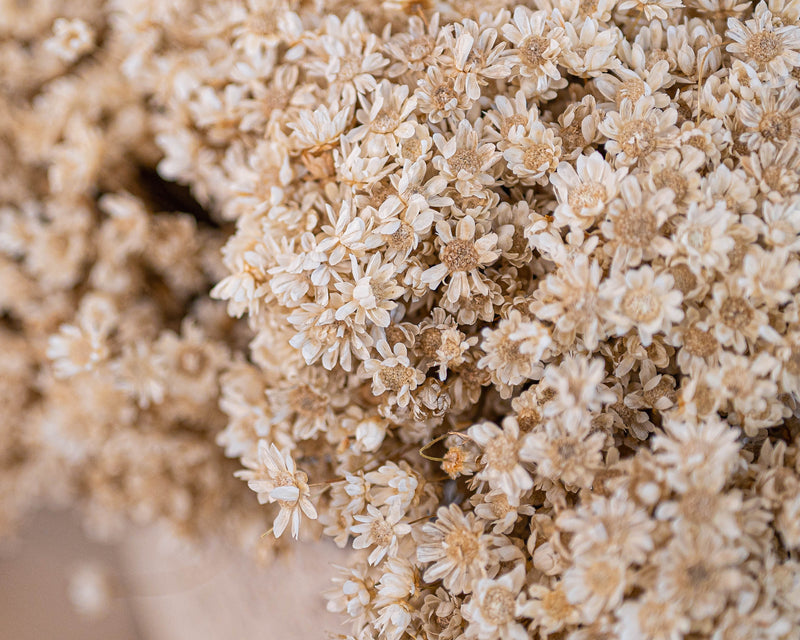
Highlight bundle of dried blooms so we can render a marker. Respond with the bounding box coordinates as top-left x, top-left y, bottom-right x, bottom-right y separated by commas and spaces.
3, 0, 800, 637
